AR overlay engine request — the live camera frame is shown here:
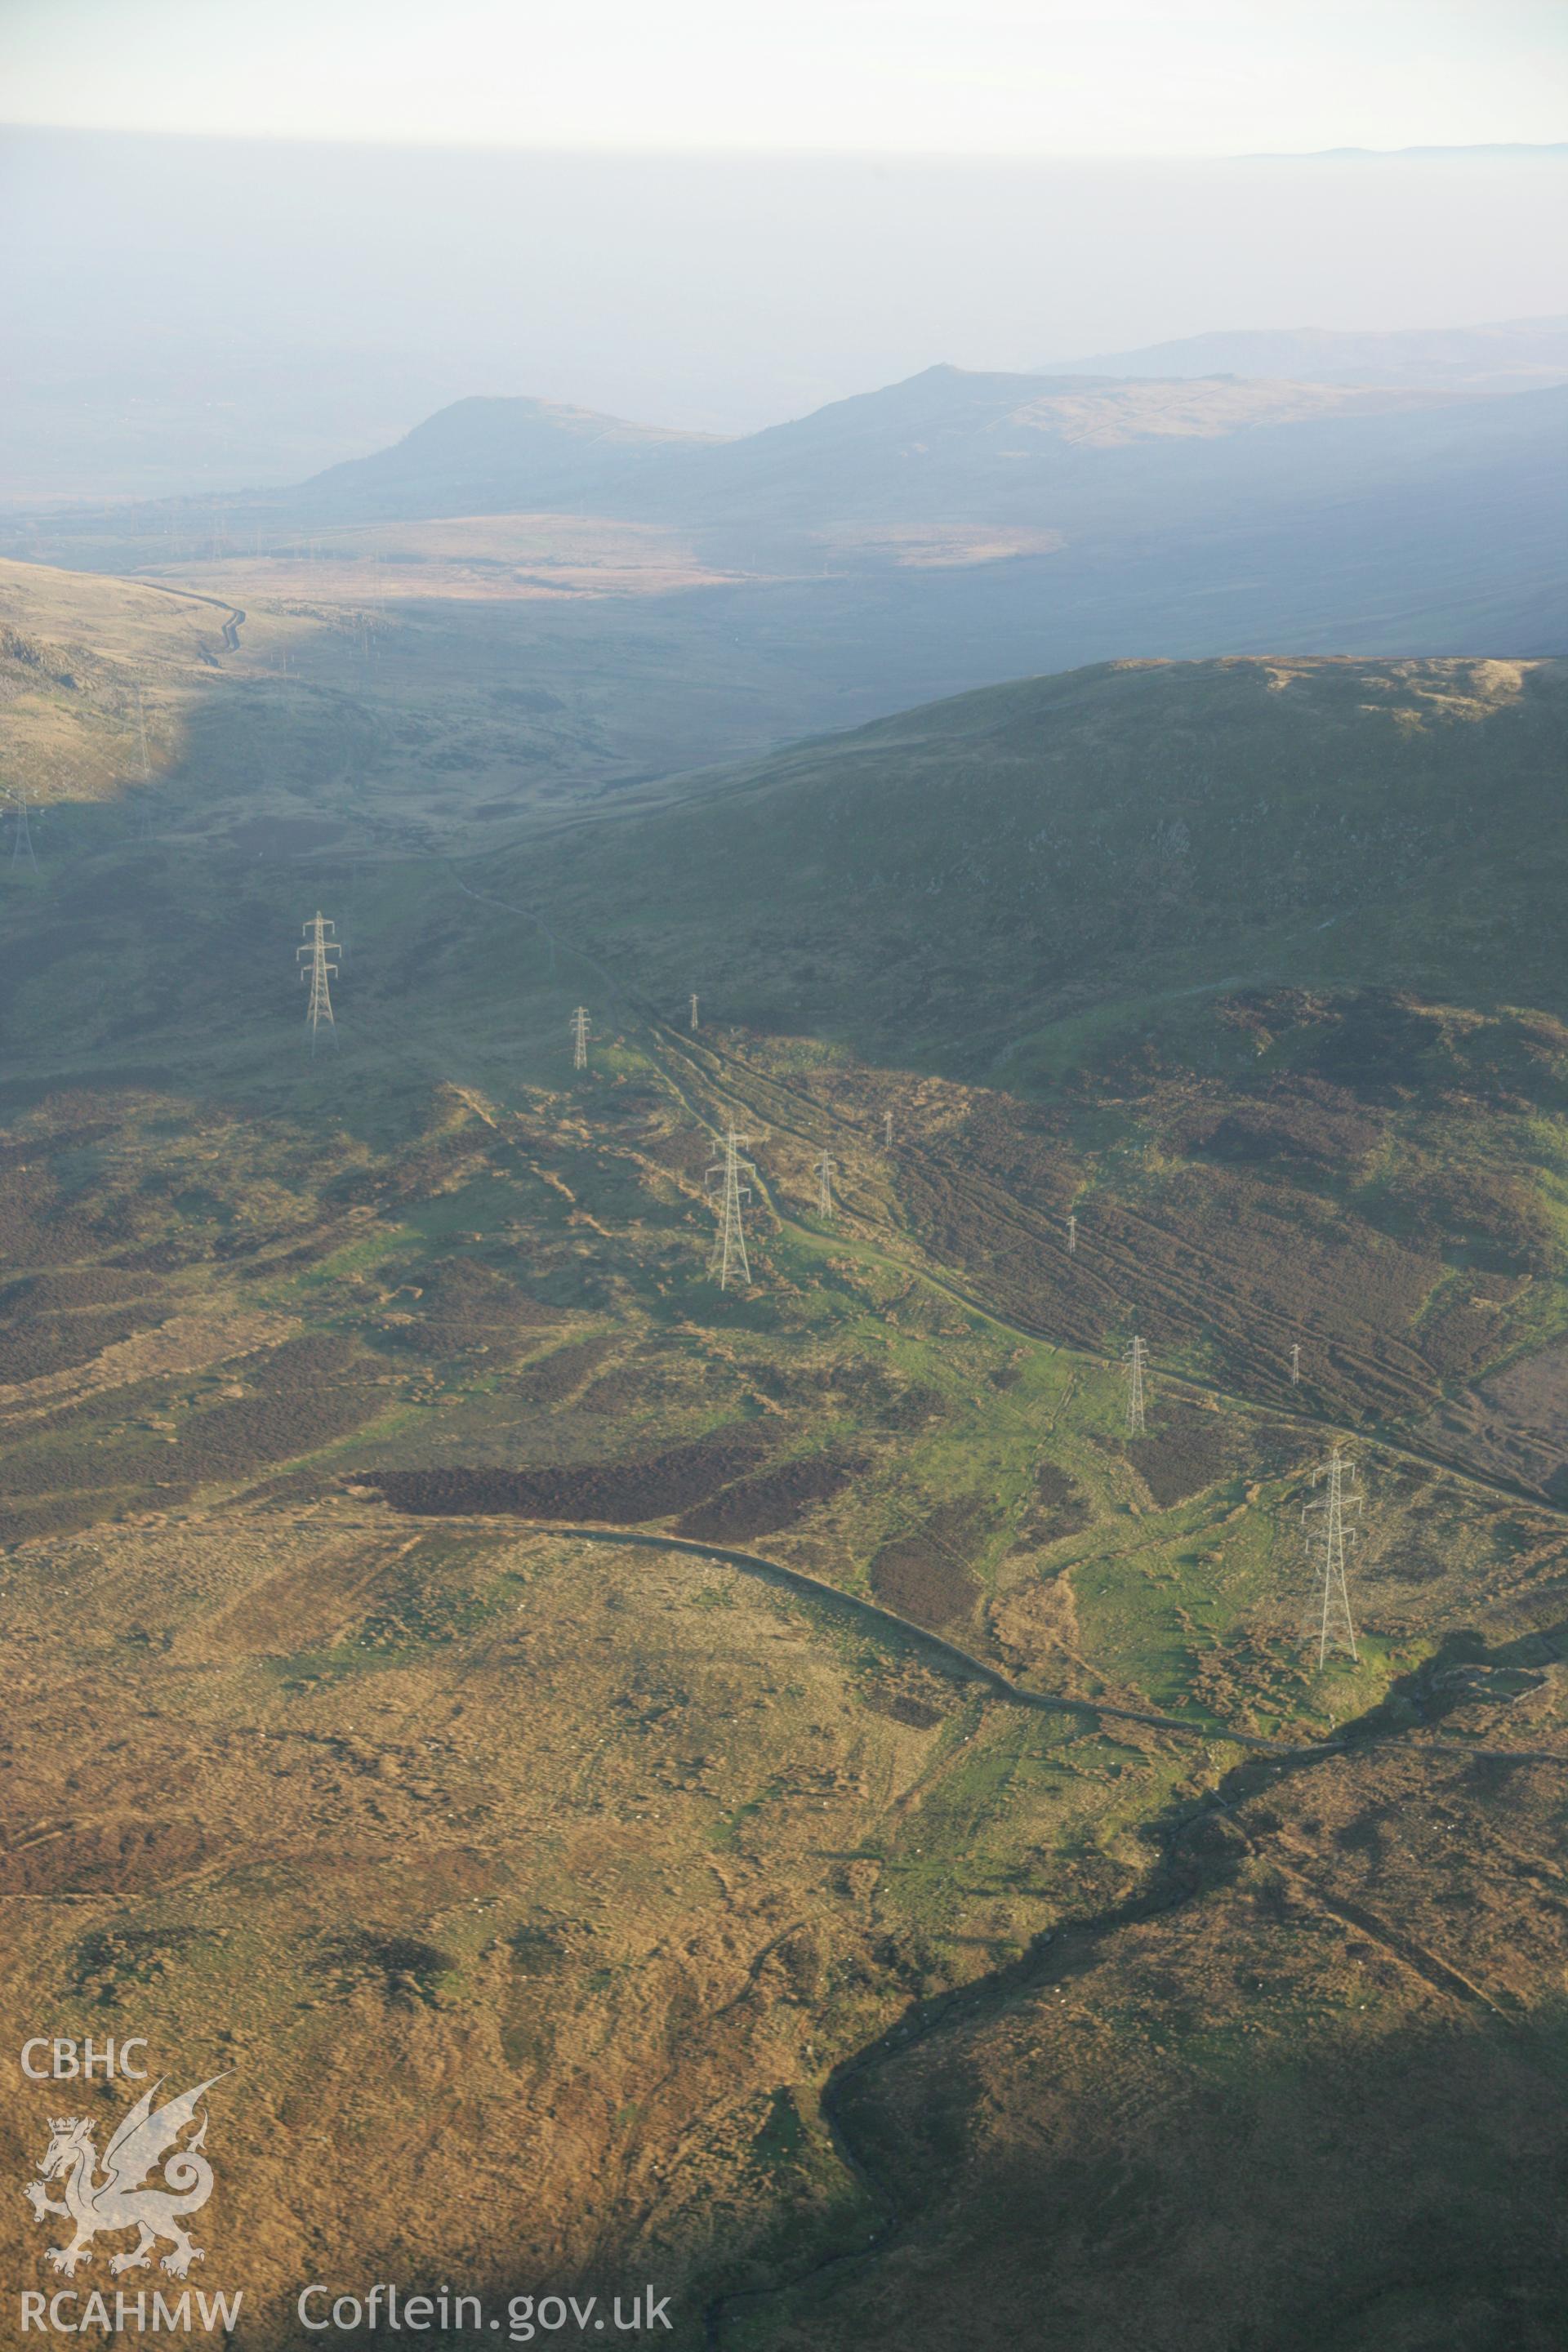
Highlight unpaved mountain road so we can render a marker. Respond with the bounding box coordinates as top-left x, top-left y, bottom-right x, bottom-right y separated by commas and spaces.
135, 575, 246, 654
